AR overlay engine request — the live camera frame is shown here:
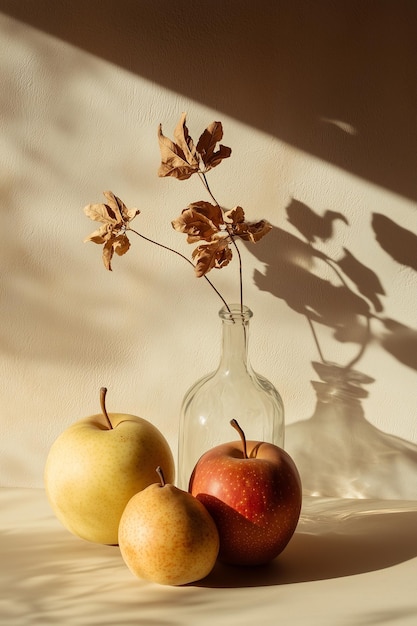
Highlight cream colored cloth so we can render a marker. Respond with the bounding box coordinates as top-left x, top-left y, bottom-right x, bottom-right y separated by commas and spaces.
1, 488, 417, 625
